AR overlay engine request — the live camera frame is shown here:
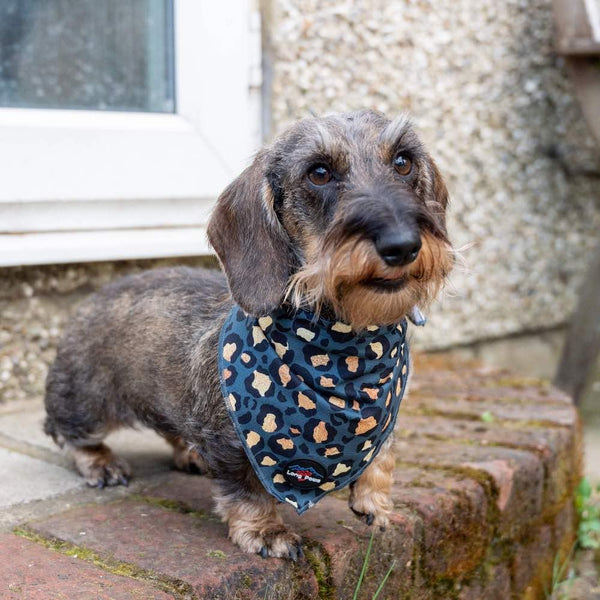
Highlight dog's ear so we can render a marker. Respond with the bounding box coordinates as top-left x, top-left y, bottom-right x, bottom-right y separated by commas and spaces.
207, 153, 292, 316
425, 157, 450, 237
430, 159, 449, 210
